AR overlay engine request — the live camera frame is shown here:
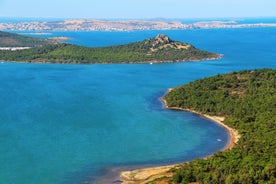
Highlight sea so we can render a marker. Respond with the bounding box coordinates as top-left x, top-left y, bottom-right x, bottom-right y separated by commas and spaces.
0, 18, 276, 184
